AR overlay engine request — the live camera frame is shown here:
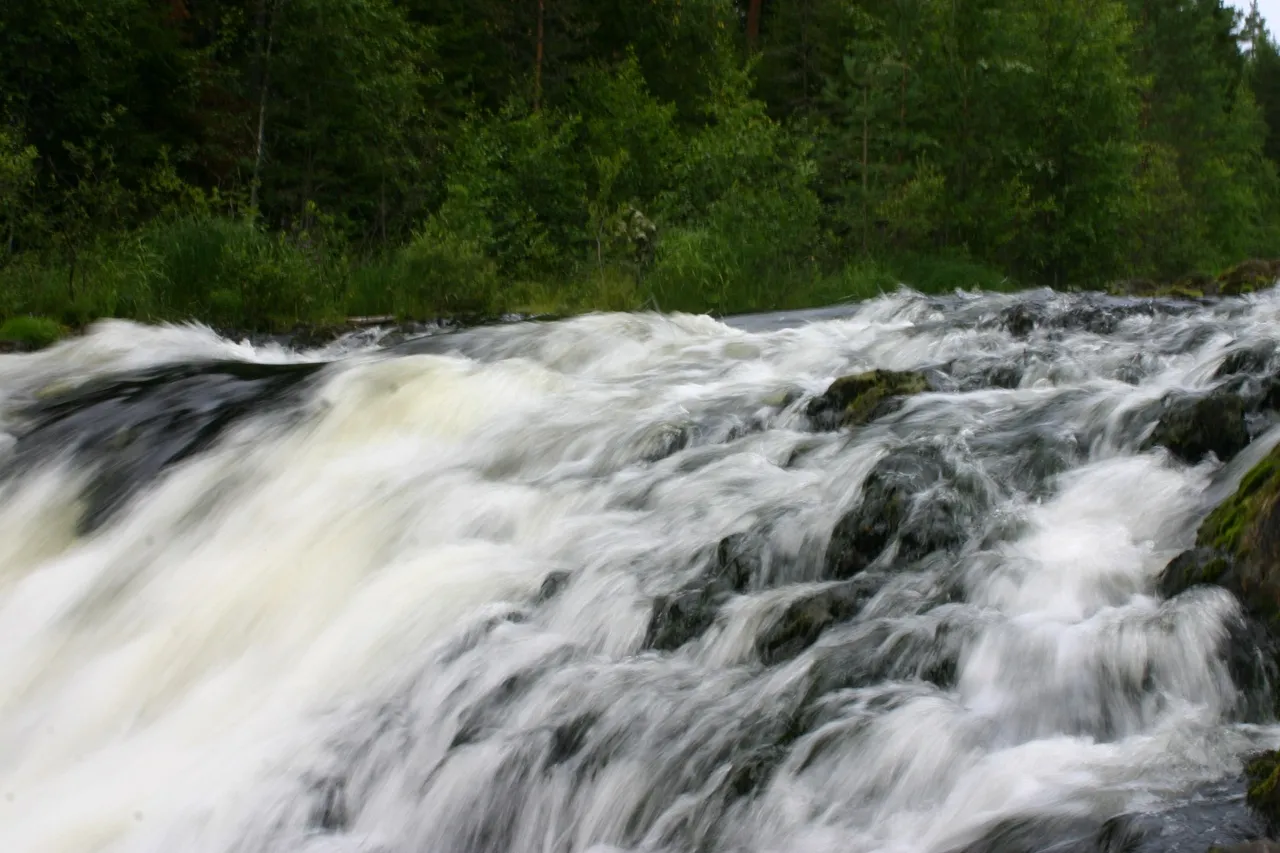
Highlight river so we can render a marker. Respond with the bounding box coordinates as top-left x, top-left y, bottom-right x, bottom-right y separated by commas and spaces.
1, 287, 1279, 853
